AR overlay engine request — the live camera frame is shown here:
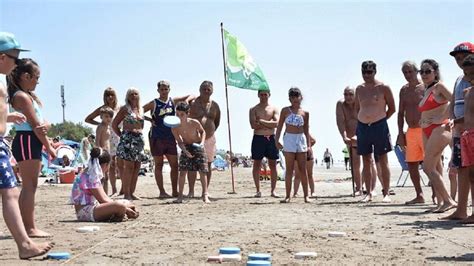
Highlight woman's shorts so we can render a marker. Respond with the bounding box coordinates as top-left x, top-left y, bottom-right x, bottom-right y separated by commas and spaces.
76, 204, 96, 222
283, 133, 307, 153
117, 131, 145, 162
12, 131, 43, 162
